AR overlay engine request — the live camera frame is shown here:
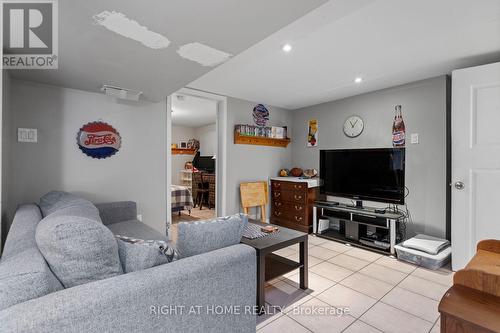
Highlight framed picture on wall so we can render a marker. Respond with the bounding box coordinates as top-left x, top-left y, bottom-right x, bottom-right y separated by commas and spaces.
307, 119, 318, 147
179, 140, 188, 149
